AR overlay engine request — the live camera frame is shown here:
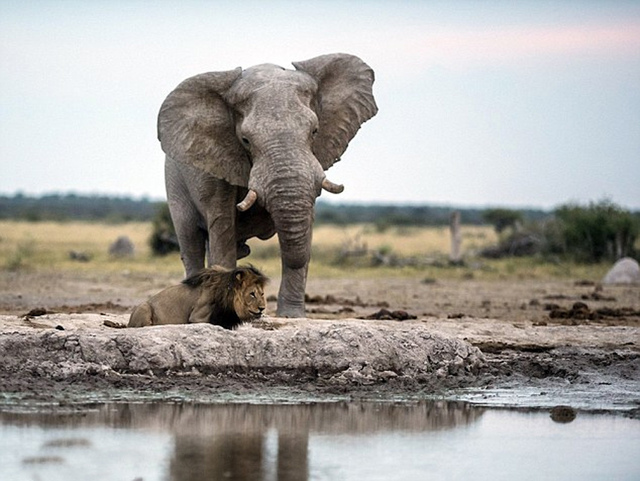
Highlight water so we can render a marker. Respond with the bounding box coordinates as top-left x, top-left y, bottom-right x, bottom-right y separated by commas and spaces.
1, 401, 638, 481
